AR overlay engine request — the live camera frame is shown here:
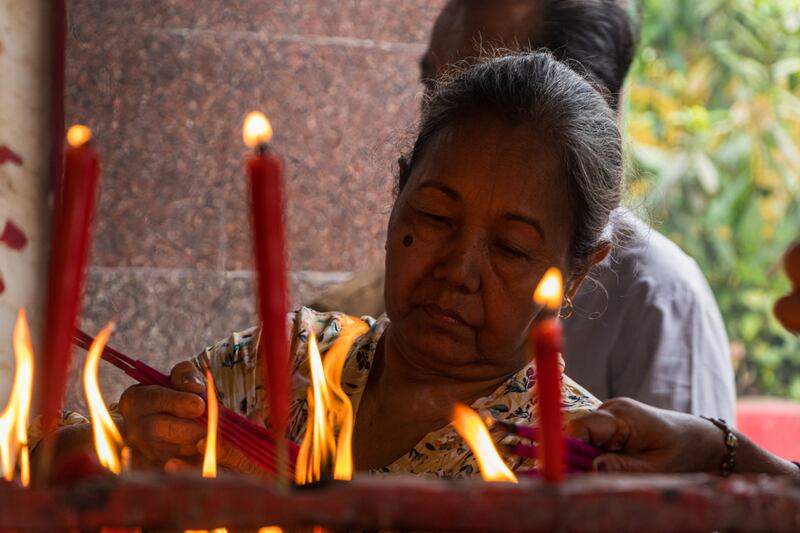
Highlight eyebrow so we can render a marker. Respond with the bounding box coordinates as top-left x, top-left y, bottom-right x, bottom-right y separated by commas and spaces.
503, 213, 545, 241
418, 180, 460, 201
